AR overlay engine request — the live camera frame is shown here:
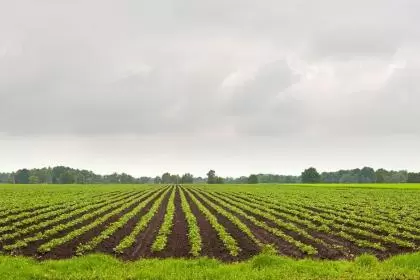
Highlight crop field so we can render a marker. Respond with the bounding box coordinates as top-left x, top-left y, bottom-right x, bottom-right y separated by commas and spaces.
0, 184, 419, 262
